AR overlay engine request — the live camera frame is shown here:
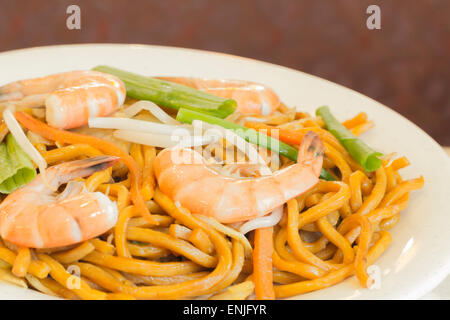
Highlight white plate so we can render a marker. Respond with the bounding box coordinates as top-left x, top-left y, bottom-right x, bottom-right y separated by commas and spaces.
0, 44, 448, 300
